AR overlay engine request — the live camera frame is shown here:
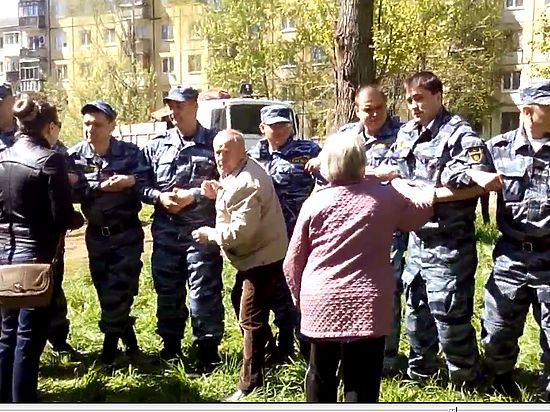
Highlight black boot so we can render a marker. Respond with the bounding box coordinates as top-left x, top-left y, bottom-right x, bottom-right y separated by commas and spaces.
101, 333, 120, 365
121, 327, 139, 356
277, 329, 295, 359
159, 337, 183, 361
50, 341, 85, 362
193, 340, 221, 374
492, 372, 520, 399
